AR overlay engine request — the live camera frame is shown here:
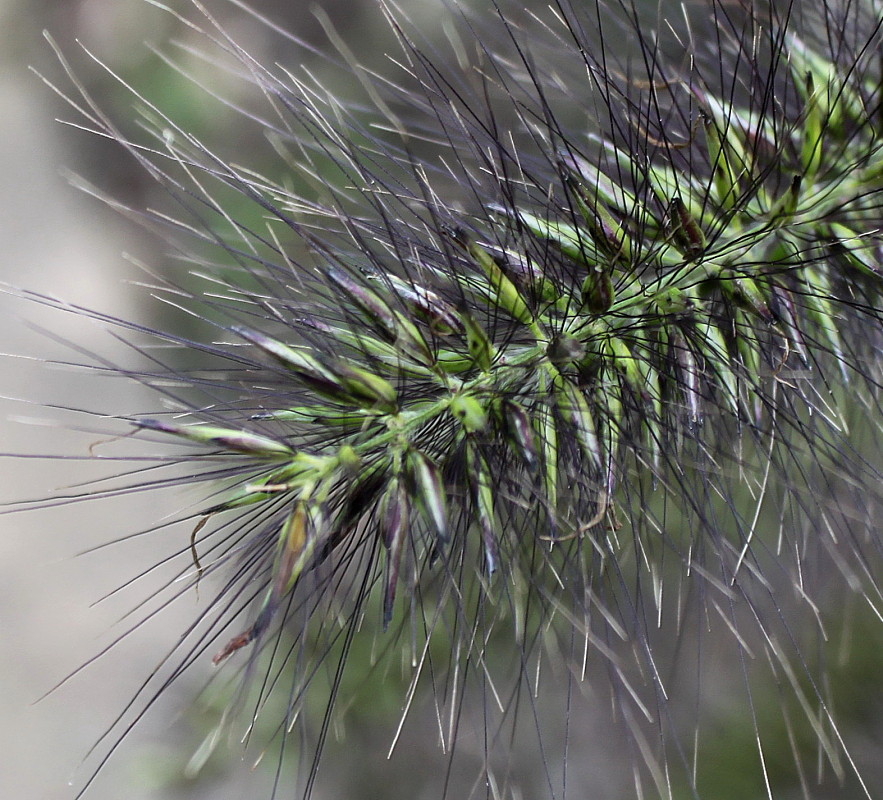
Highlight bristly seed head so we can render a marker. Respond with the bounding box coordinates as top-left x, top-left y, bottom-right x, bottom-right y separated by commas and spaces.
19, 0, 883, 798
